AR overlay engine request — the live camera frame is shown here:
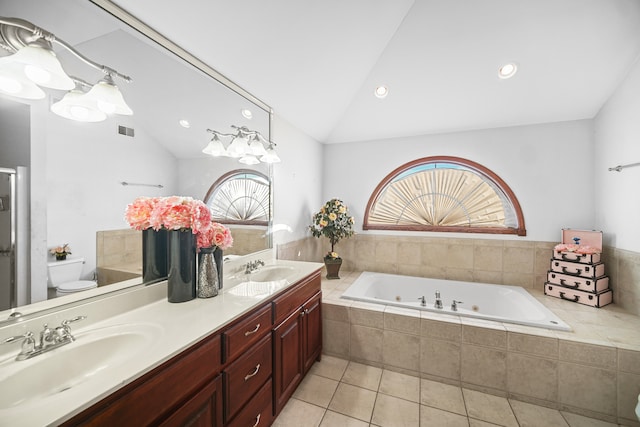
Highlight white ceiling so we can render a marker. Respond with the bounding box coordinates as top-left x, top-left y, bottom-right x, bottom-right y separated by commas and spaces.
8, 0, 640, 146
109, 0, 640, 144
